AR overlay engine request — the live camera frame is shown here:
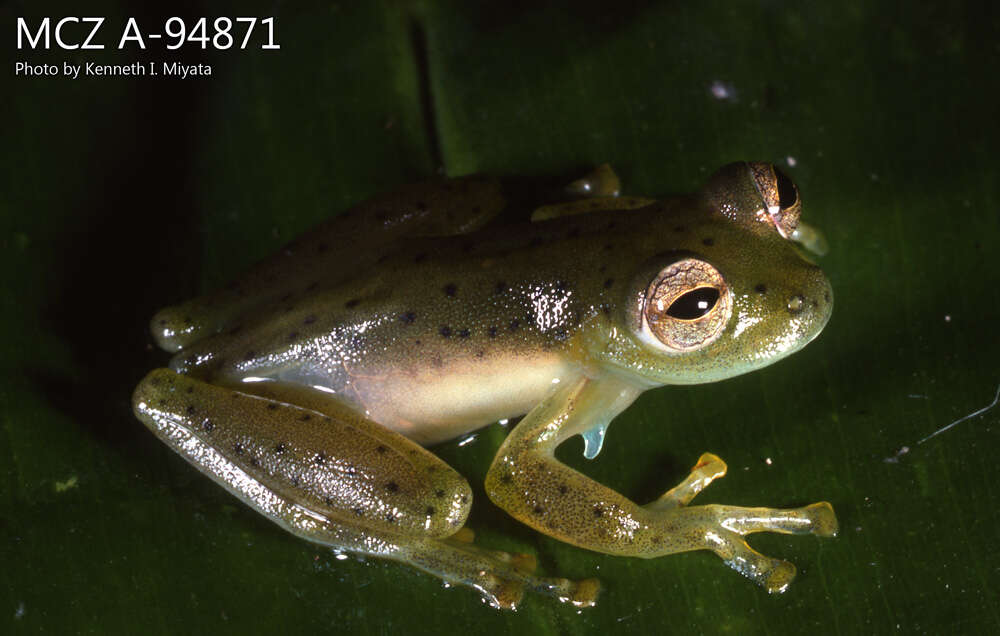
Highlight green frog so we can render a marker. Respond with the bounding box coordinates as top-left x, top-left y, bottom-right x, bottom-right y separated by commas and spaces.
133, 162, 836, 610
